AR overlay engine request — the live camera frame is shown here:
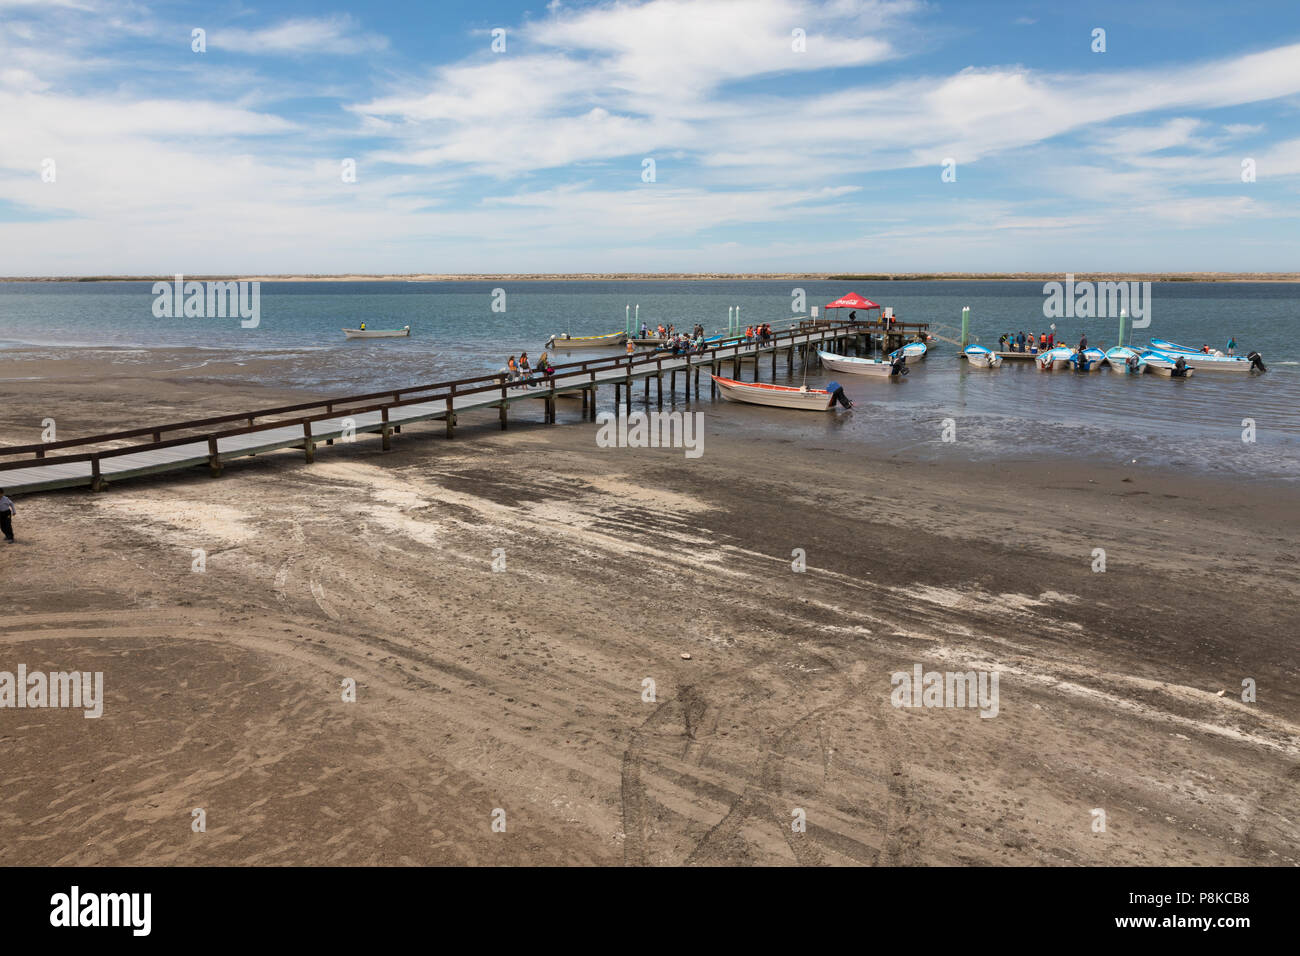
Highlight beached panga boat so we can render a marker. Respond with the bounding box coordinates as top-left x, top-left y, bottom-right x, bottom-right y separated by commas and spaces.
1071, 347, 1107, 372
817, 350, 906, 378
712, 376, 842, 410
1105, 346, 1145, 373
1141, 351, 1195, 378
1036, 346, 1073, 371
343, 325, 410, 338
546, 331, 628, 349
889, 341, 928, 362
962, 344, 1002, 368
1145, 339, 1262, 372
